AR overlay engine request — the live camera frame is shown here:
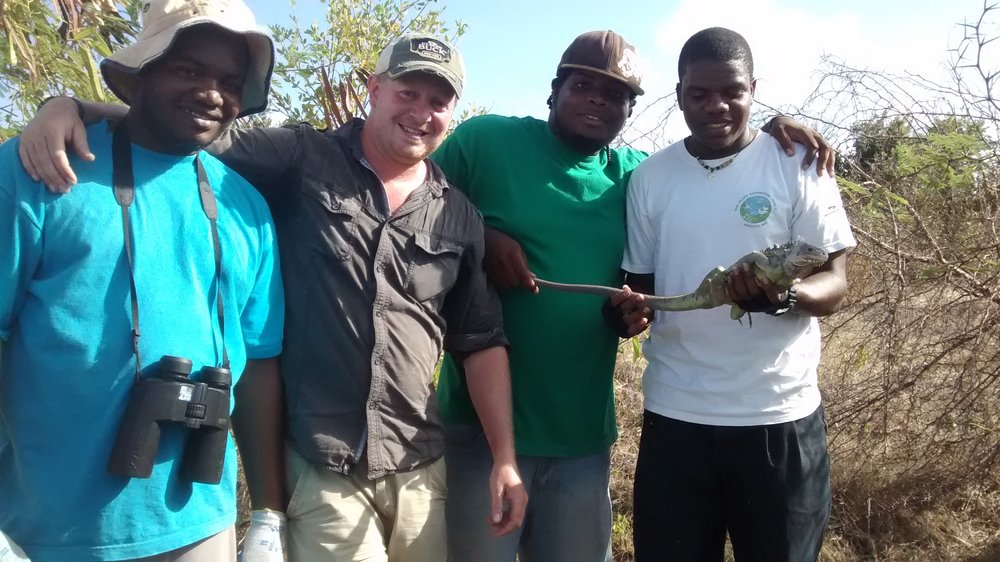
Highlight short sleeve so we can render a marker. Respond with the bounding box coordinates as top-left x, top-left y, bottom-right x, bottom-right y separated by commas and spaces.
621, 167, 657, 275
790, 167, 857, 253
0, 138, 45, 341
